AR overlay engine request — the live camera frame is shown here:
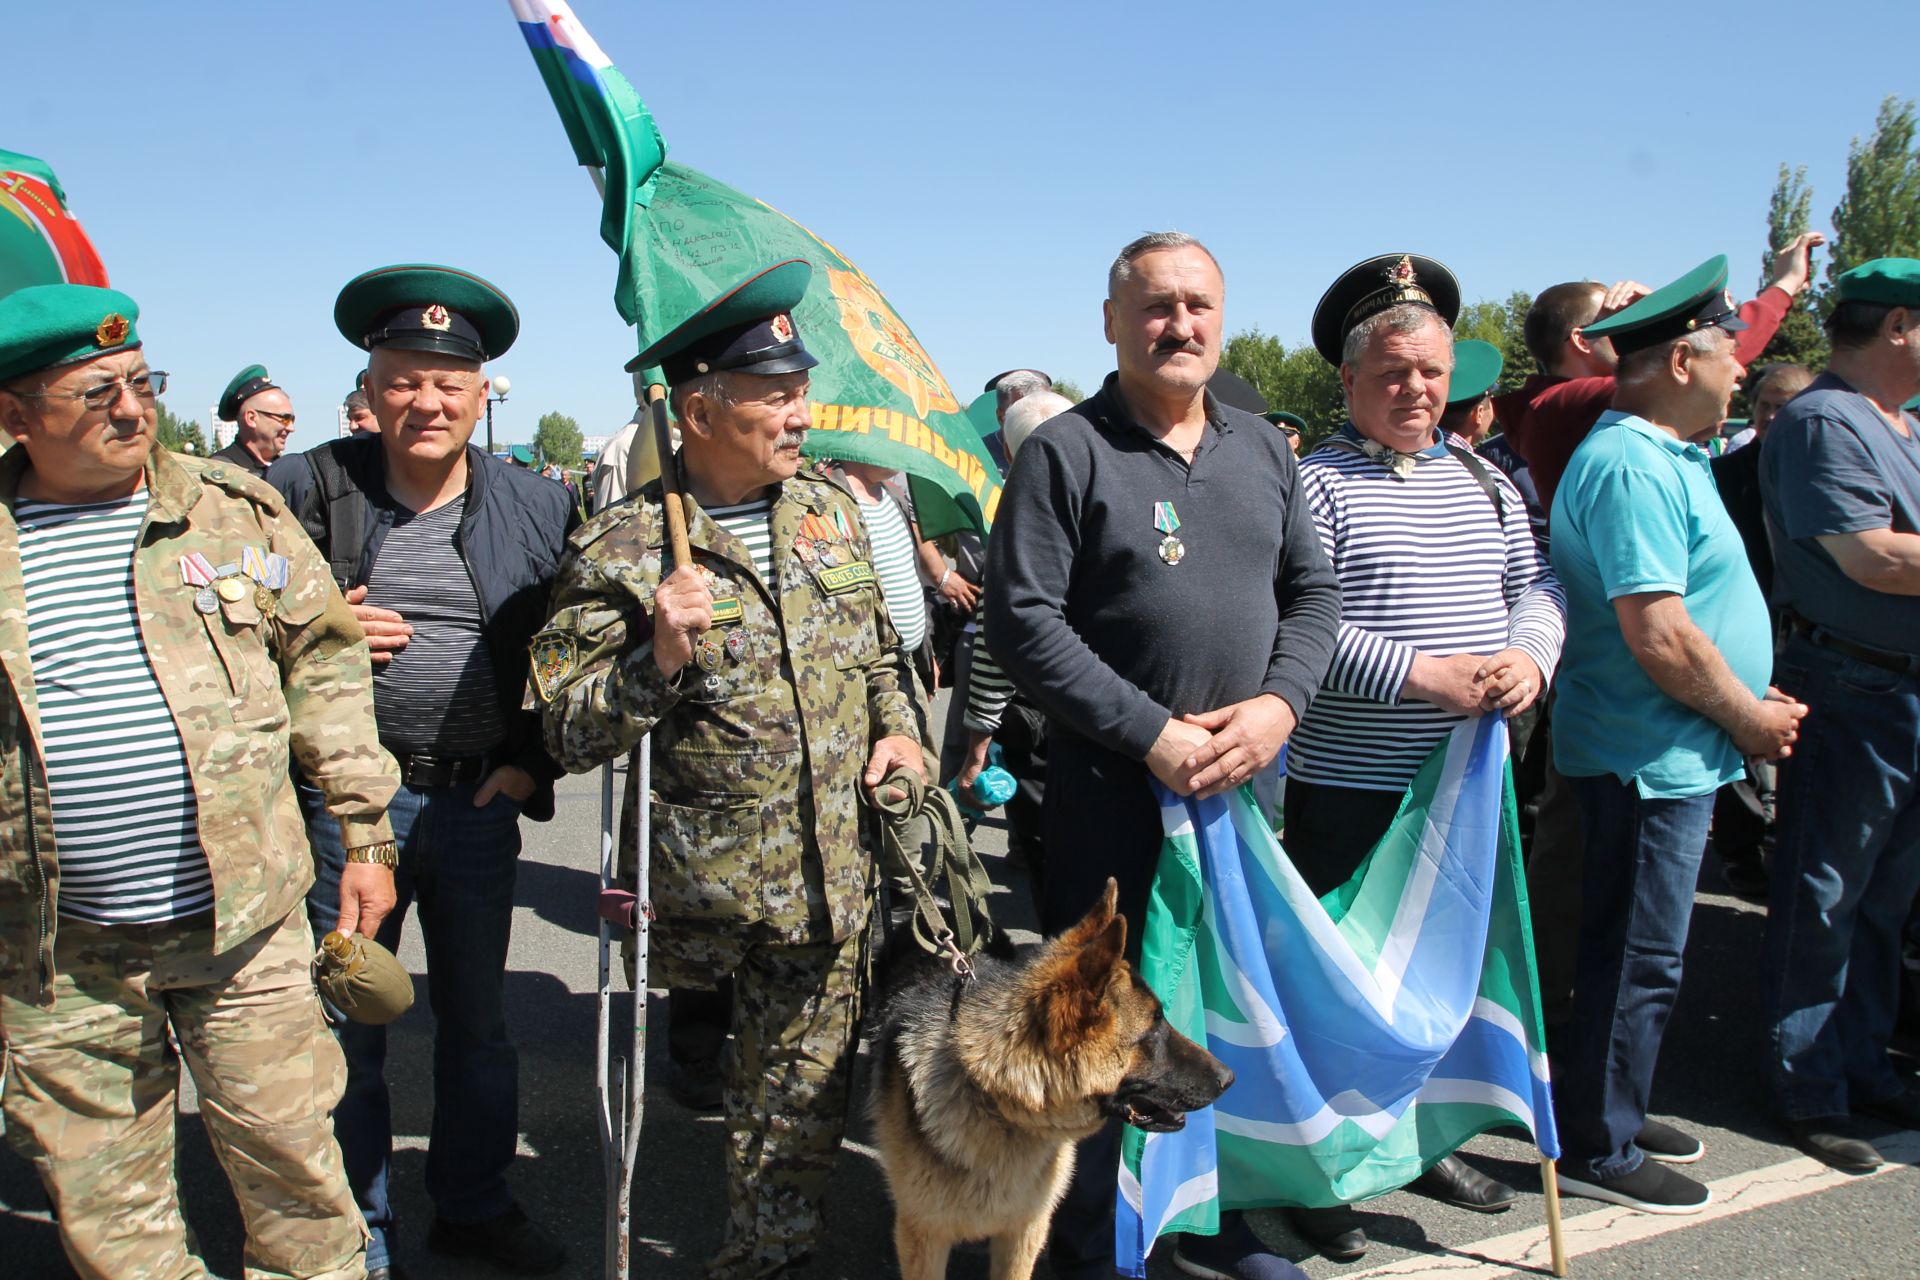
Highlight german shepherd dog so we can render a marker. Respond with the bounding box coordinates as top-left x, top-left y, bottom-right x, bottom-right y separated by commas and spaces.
869, 880, 1234, 1280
